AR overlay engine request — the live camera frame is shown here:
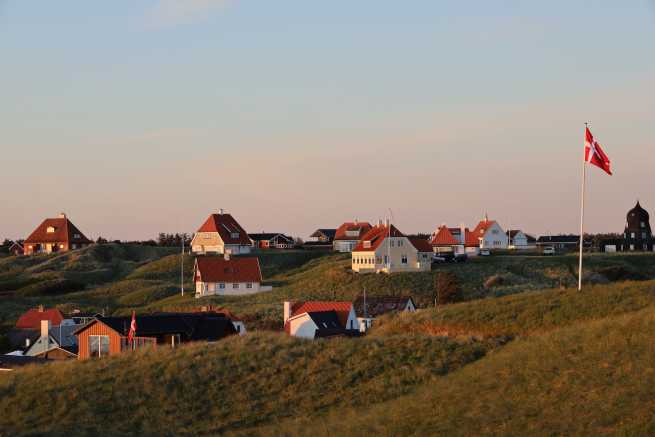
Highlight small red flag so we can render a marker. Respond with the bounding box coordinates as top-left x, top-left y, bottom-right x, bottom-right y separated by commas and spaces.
127, 311, 137, 344
585, 127, 612, 175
